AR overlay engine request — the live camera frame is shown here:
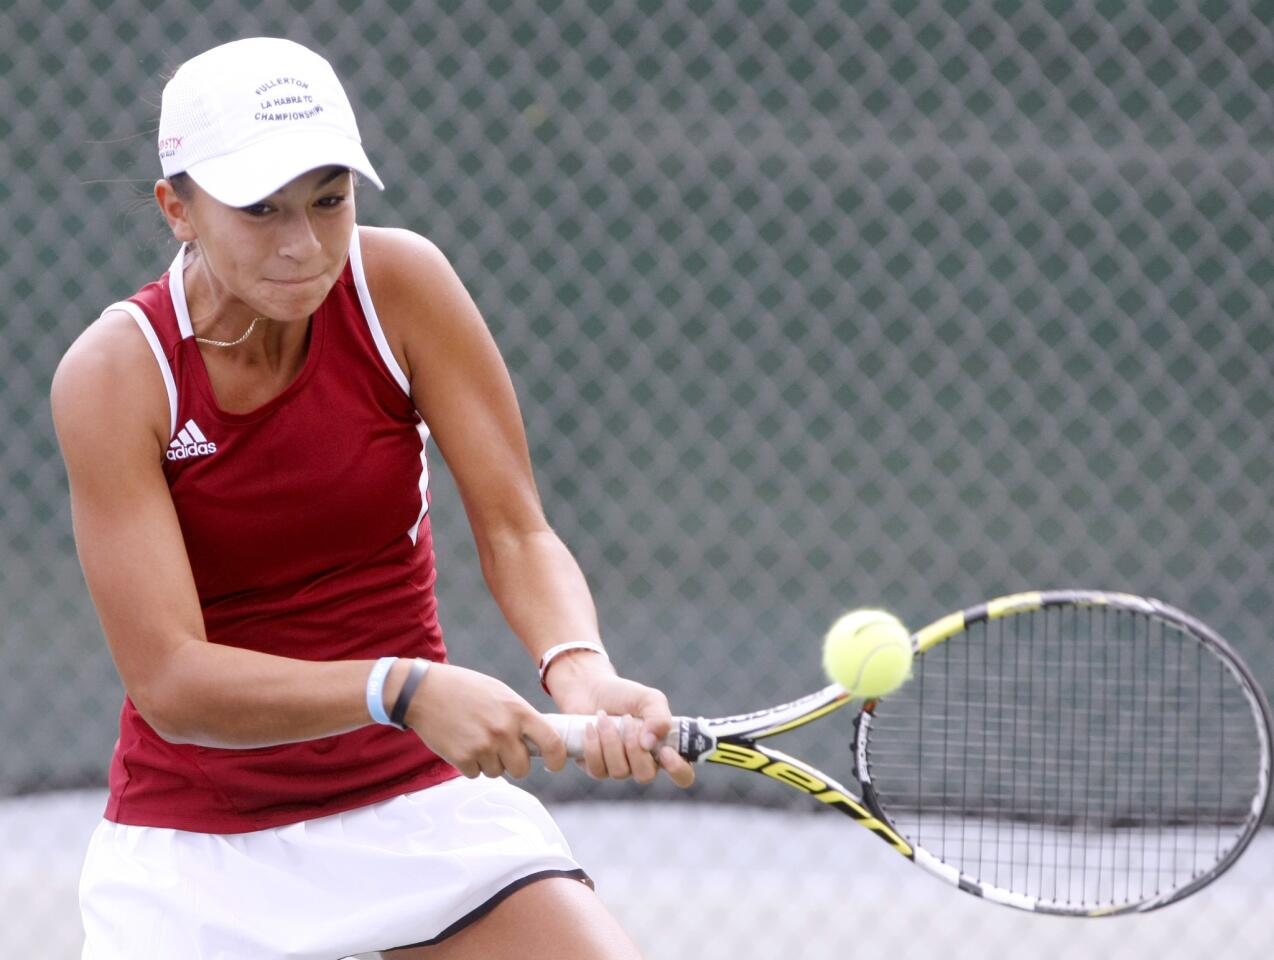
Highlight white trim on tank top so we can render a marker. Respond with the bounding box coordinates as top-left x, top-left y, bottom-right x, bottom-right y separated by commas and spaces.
104, 301, 179, 440
348, 226, 412, 396
347, 226, 432, 543
167, 245, 196, 339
